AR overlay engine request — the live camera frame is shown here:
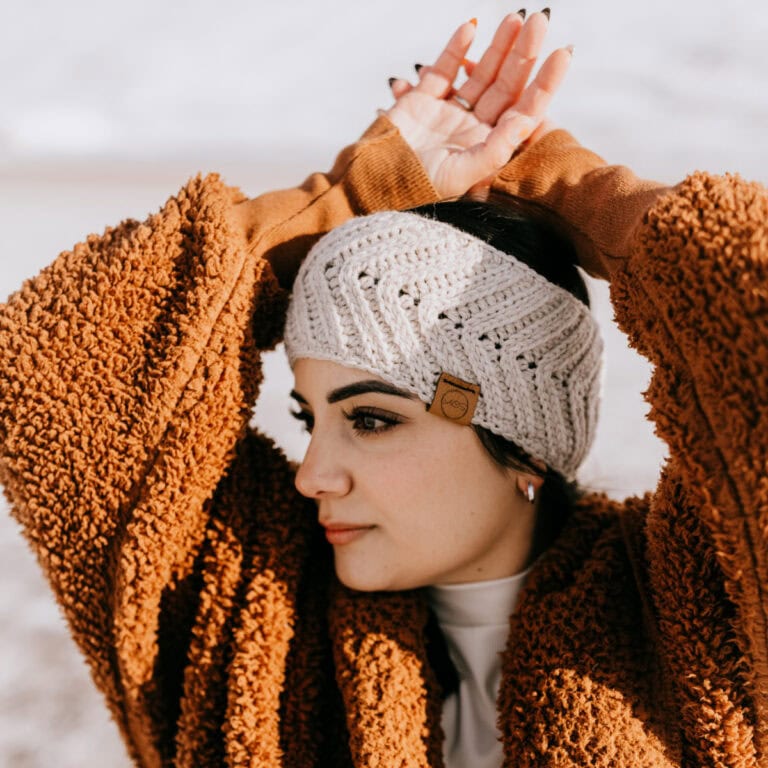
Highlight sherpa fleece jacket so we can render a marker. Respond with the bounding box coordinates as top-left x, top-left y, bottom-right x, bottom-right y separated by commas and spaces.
1, 115, 767, 768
